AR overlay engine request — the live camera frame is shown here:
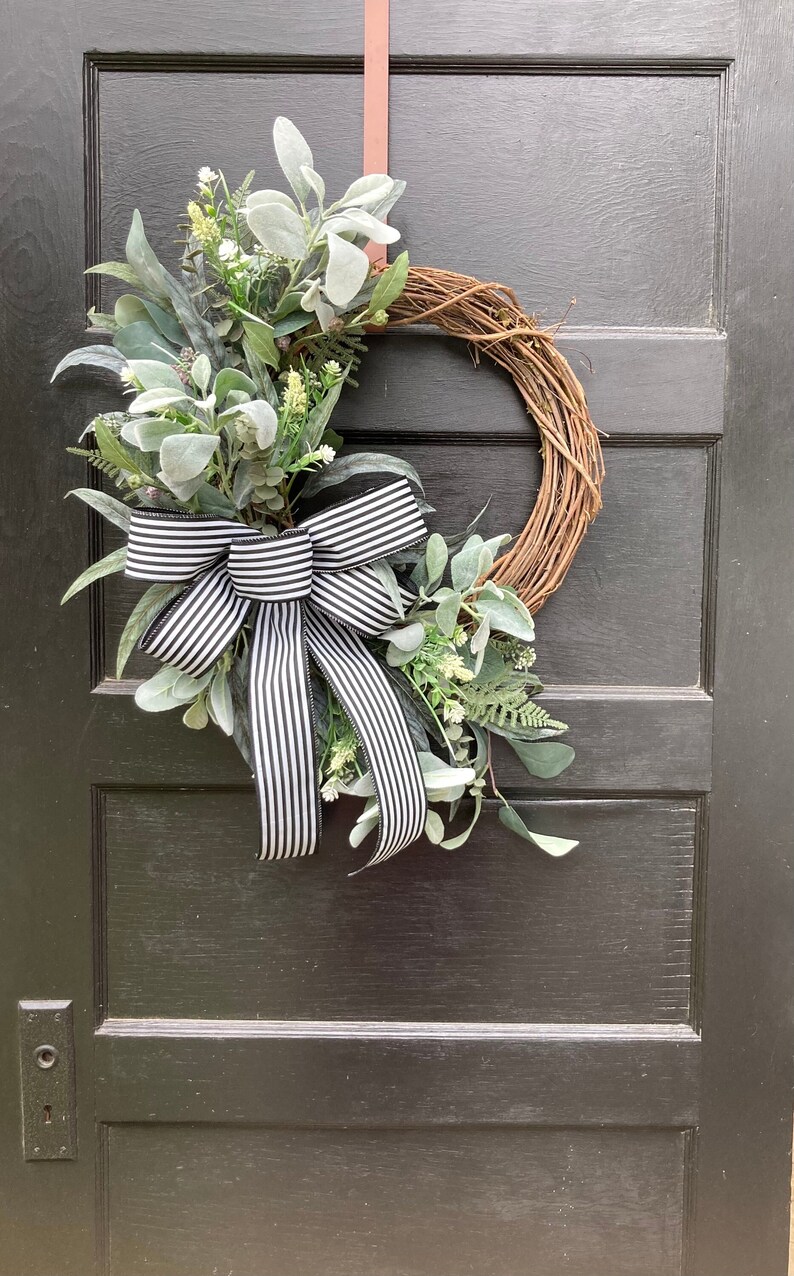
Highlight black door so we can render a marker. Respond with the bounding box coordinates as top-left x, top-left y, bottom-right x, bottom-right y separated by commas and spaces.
1, 2, 792, 1273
